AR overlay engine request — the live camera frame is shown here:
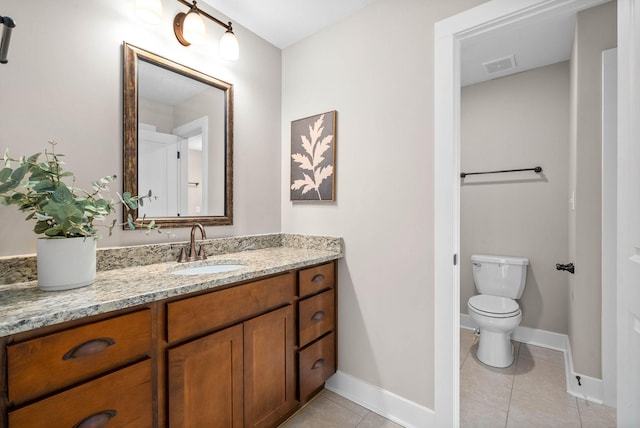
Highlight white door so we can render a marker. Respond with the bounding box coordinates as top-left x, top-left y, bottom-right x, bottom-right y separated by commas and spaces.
138, 129, 179, 217
616, 1, 640, 424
